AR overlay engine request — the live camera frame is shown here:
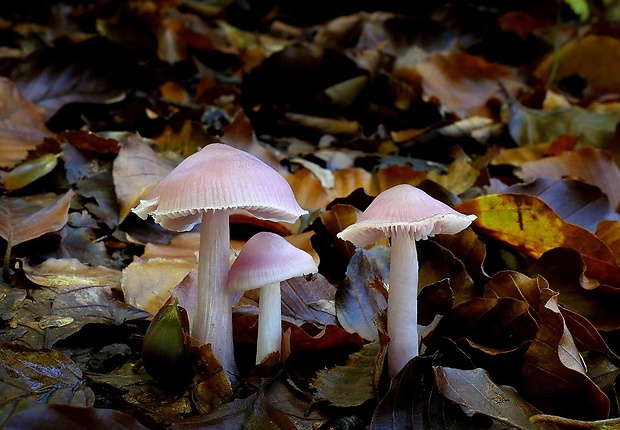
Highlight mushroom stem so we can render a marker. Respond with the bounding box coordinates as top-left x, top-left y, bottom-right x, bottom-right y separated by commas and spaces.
387, 232, 419, 377
194, 210, 237, 378
256, 282, 281, 364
